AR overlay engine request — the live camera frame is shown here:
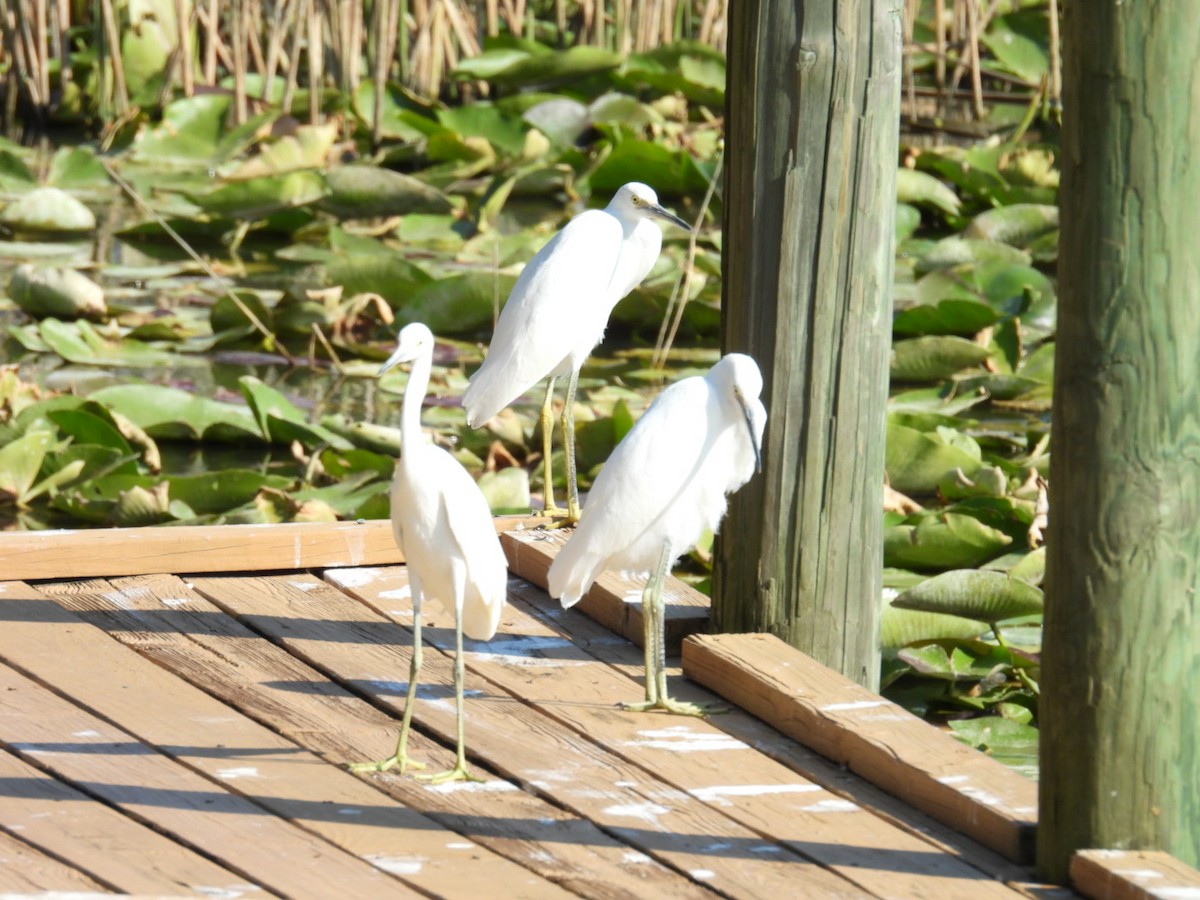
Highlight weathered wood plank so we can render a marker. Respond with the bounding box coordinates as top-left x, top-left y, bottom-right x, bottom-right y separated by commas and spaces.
503, 578, 1056, 894
35, 574, 708, 900
337, 565, 1032, 900
13, 578, 570, 899
1069, 849, 1200, 900
0, 515, 541, 581
0, 746, 257, 896
208, 567, 864, 899
502, 527, 710, 653
0, 659, 410, 897
682, 633, 1038, 864
0, 828, 111, 894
